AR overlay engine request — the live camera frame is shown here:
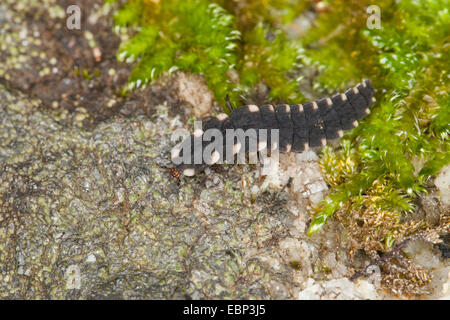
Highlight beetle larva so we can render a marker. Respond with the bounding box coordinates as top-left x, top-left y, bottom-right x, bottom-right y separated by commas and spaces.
172, 79, 376, 177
